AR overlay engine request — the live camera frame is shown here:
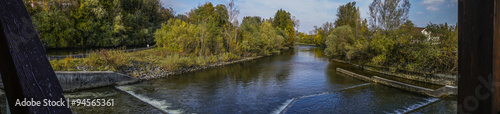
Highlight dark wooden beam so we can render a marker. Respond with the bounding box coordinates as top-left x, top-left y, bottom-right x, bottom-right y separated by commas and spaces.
0, 0, 72, 113
493, 0, 500, 113
458, 0, 499, 113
